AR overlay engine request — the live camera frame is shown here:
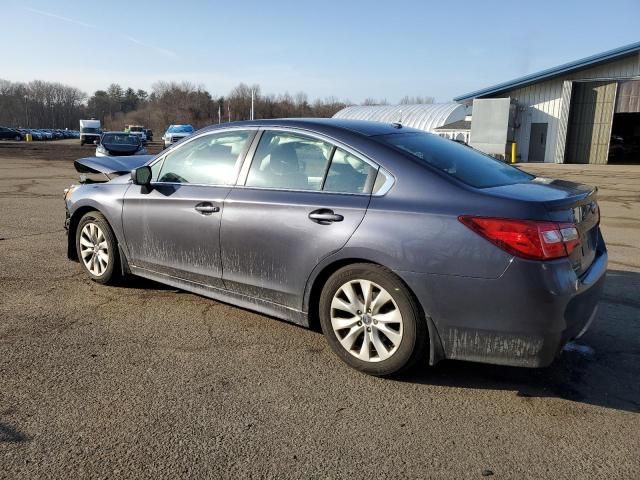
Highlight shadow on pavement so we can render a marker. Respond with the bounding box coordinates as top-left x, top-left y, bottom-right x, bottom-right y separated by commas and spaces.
400, 269, 640, 413
0, 422, 29, 443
